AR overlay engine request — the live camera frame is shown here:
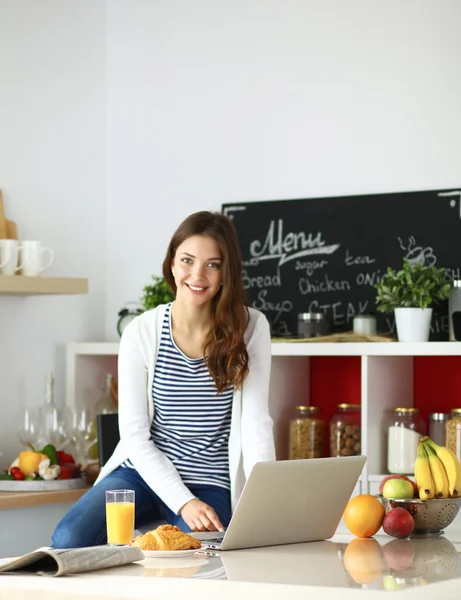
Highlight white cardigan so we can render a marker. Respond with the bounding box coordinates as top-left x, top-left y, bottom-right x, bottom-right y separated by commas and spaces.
96, 304, 276, 514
